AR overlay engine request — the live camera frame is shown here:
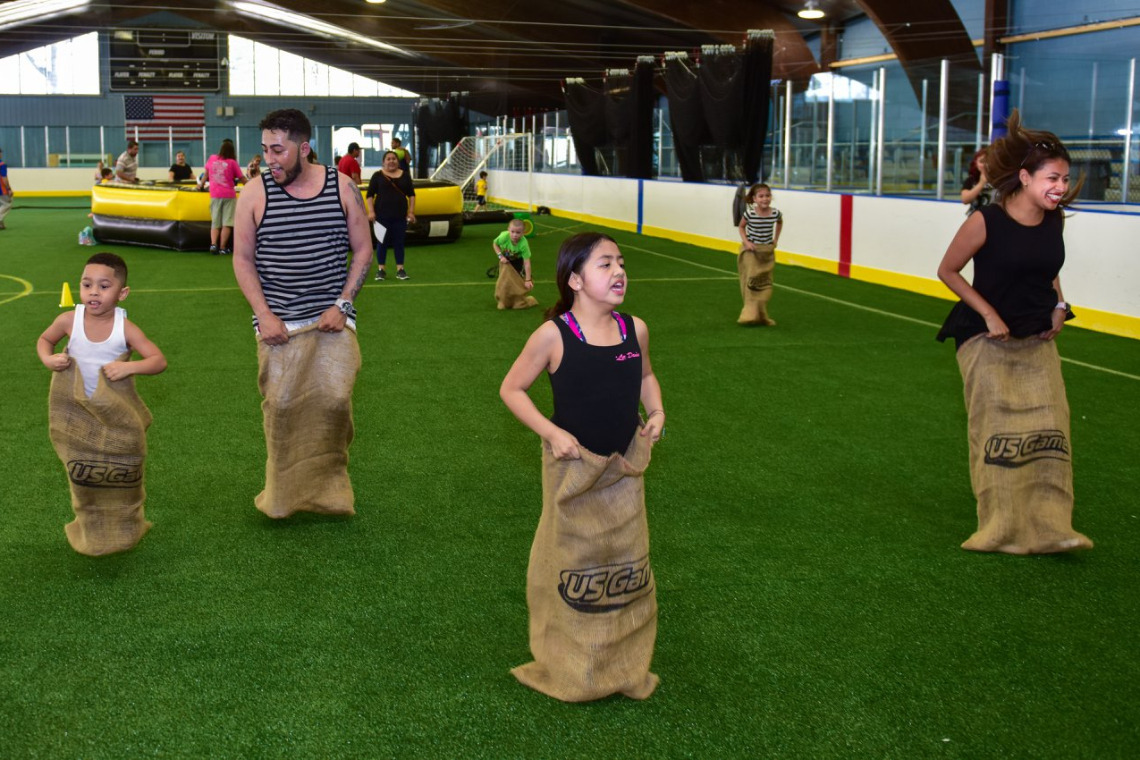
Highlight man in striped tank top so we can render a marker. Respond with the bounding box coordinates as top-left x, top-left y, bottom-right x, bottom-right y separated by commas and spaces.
232, 109, 374, 518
